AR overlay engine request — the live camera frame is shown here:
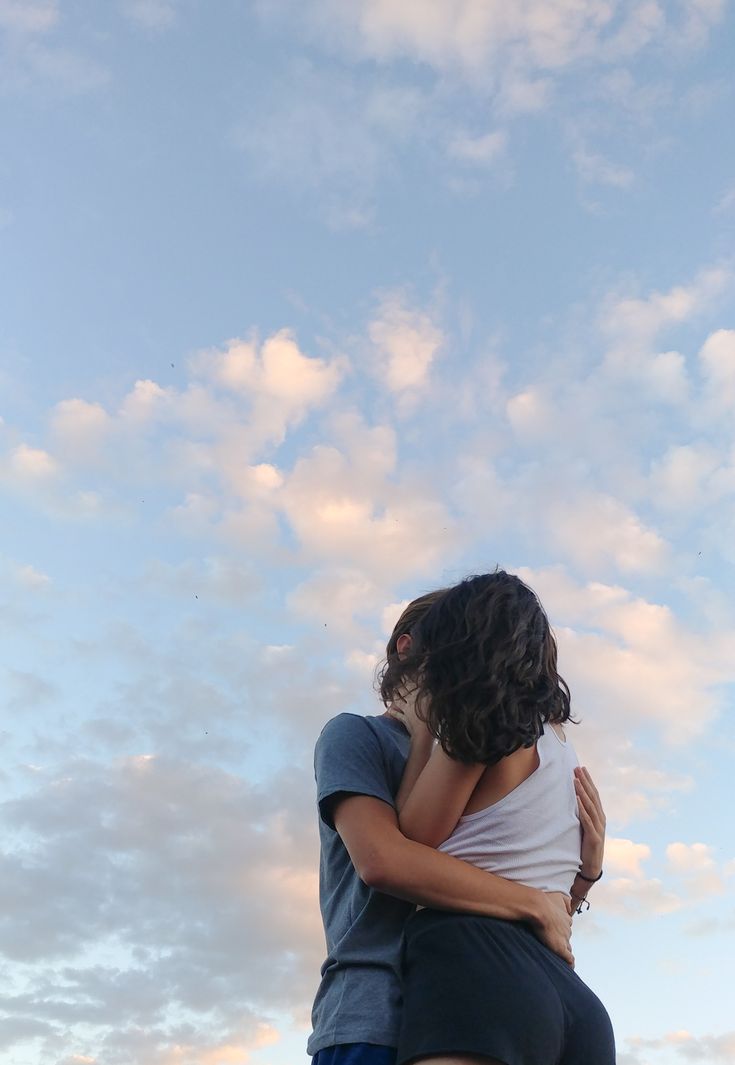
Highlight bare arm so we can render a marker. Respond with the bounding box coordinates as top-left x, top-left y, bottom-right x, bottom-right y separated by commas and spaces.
388, 694, 484, 847
398, 743, 485, 846
333, 793, 574, 965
